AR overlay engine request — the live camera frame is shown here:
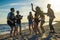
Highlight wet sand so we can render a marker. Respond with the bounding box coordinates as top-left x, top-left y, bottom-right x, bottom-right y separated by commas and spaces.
0, 21, 60, 40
